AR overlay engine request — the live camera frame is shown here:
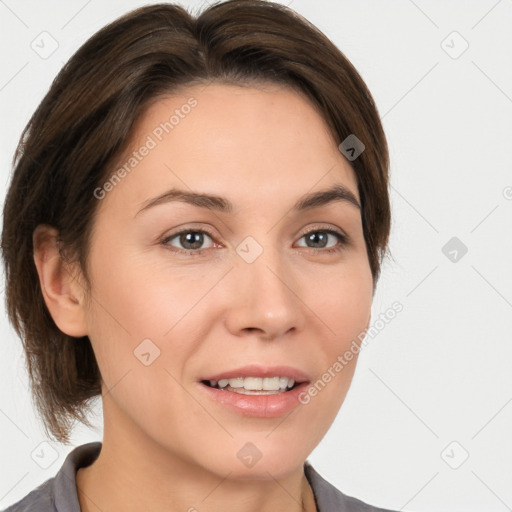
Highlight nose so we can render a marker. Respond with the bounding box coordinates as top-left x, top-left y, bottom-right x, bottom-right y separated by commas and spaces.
223, 245, 306, 340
